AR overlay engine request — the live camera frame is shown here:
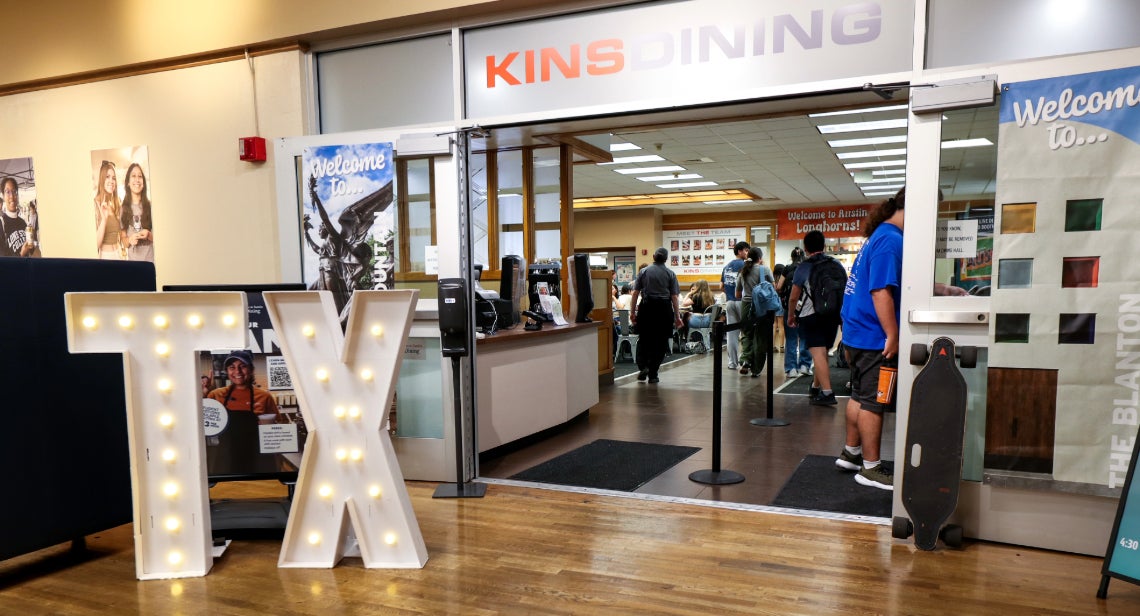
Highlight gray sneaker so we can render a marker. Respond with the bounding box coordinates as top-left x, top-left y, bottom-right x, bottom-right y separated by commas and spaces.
855, 464, 894, 491
835, 449, 862, 471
